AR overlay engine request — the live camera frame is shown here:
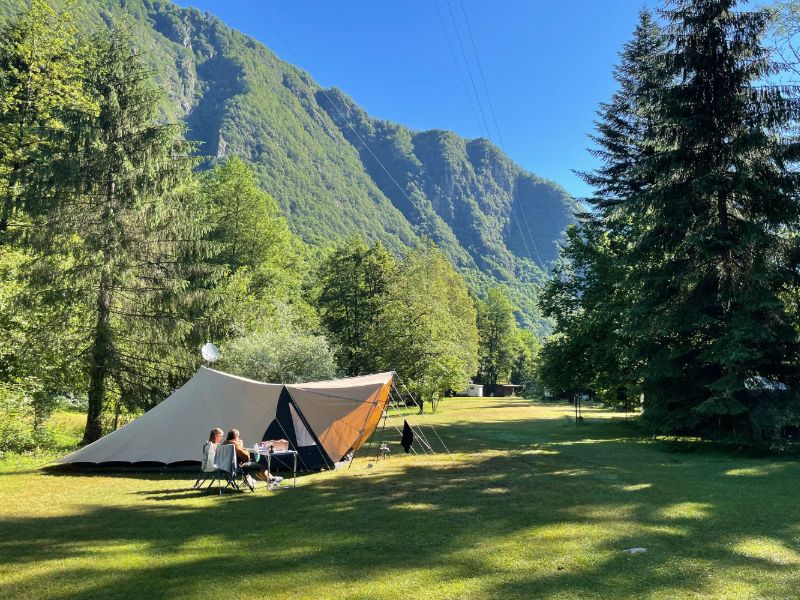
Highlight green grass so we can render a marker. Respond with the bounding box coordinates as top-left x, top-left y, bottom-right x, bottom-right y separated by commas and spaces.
1, 398, 799, 599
